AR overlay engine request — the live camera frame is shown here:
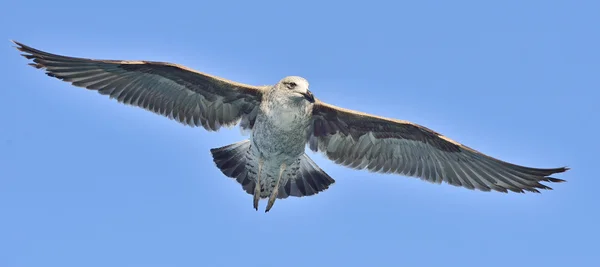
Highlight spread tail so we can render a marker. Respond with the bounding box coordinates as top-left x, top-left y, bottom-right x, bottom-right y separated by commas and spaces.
210, 140, 257, 195
276, 154, 336, 199
210, 141, 336, 200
